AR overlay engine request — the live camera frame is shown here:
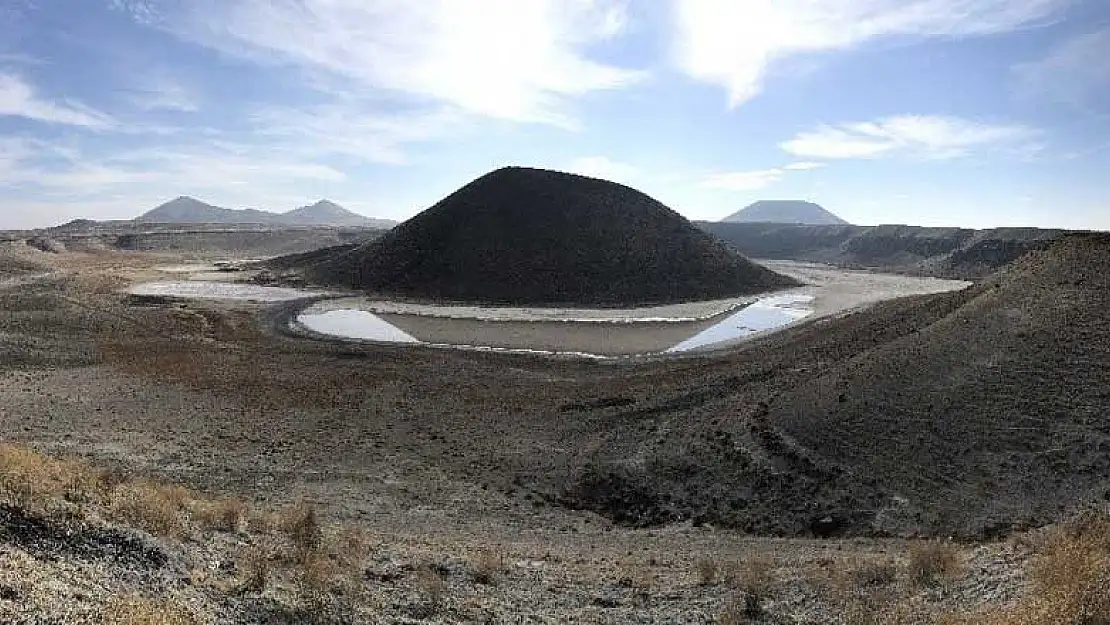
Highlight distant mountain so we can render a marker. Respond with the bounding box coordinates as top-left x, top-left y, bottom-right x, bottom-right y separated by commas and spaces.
281, 200, 397, 229
722, 200, 850, 226
137, 197, 277, 225
135, 197, 396, 228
